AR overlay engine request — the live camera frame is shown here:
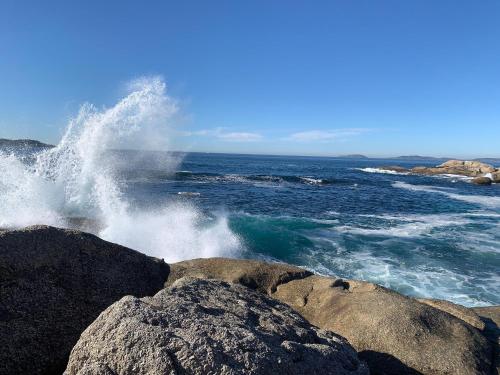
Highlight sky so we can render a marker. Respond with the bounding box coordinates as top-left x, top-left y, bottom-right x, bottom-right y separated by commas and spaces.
1, 0, 499, 158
